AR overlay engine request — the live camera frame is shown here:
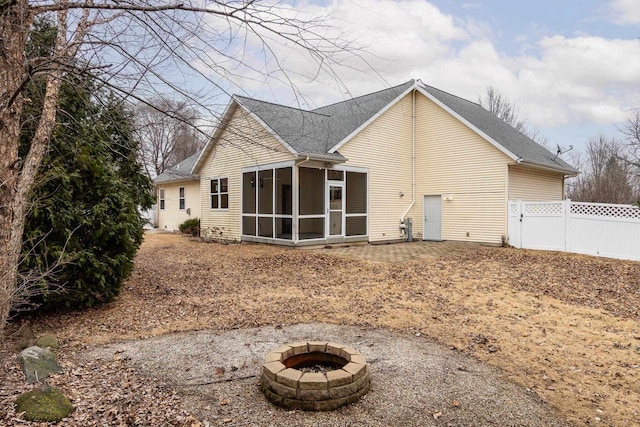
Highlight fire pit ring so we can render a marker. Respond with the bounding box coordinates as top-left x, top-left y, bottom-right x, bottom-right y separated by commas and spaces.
260, 341, 371, 411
